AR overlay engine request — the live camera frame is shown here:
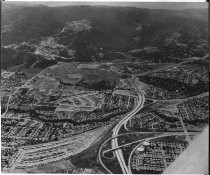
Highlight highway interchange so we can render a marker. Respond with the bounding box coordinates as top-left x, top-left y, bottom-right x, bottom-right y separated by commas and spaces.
98, 55, 209, 174
111, 76, 145, 174
2, 54, 208, 173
